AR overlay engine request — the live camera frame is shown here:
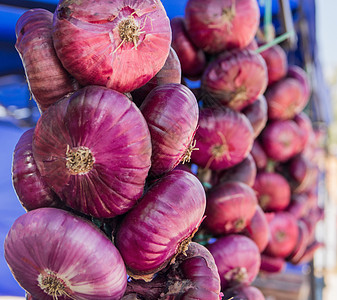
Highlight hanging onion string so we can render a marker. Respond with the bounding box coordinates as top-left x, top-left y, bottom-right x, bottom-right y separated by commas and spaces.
65, 145, 95, 175
181, 139, 199, 164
